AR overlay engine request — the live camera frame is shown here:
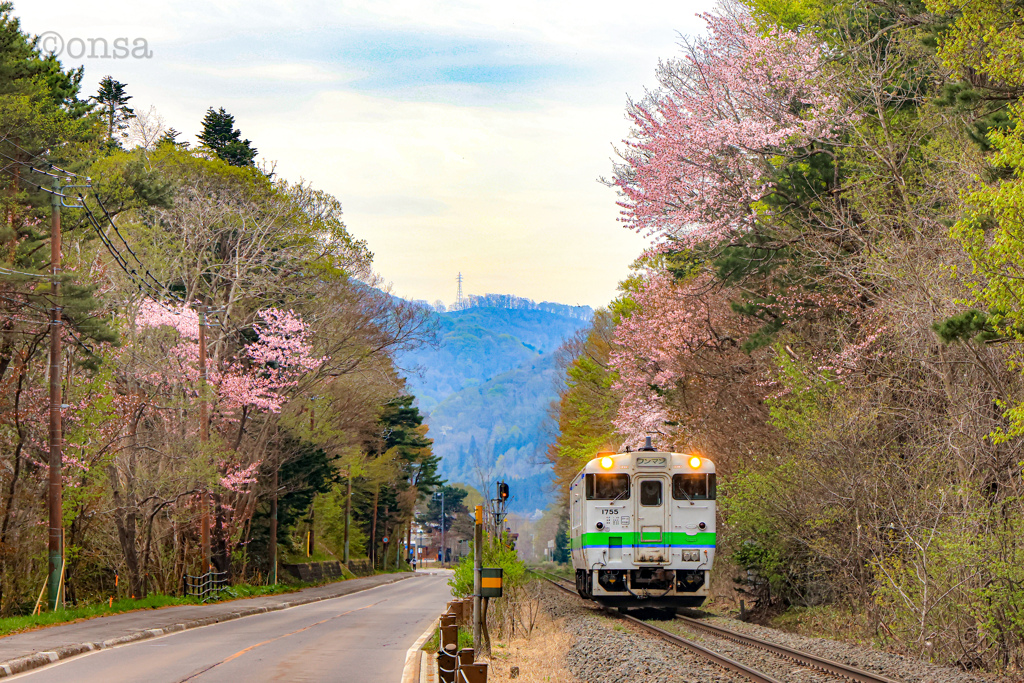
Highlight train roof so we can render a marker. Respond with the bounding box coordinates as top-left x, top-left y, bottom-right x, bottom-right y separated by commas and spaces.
571, 451, 716, 486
